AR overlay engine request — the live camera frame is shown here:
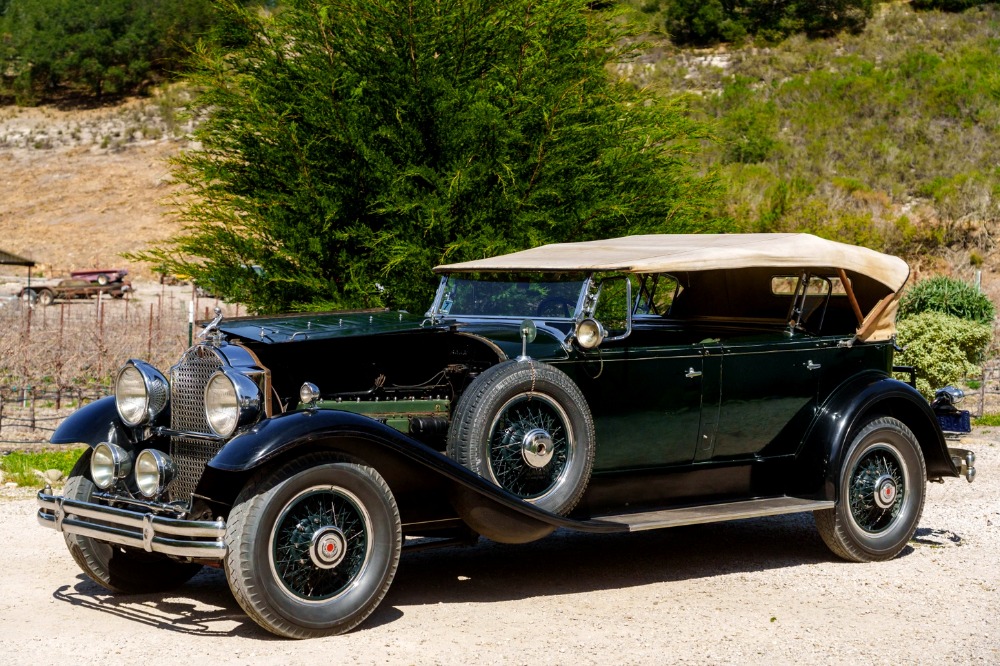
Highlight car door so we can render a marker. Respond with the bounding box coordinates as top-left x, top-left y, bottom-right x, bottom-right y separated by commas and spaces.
583, 323, 705, 471
710, 331, 835, 460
